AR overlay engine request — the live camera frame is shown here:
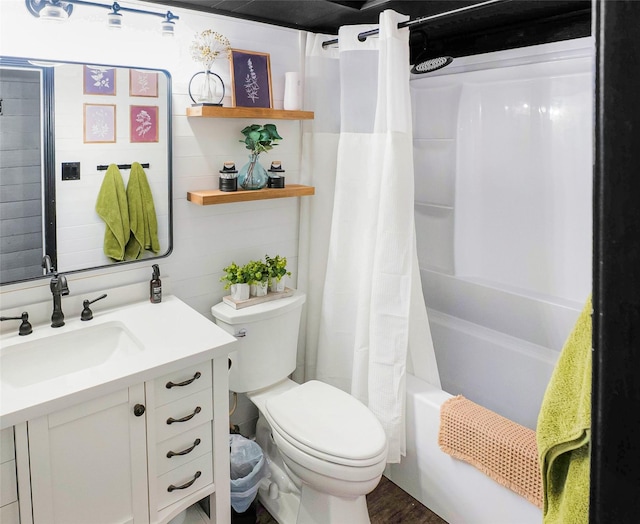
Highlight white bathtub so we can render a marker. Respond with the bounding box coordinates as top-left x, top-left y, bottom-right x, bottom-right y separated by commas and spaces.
385, 373, 542, 524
